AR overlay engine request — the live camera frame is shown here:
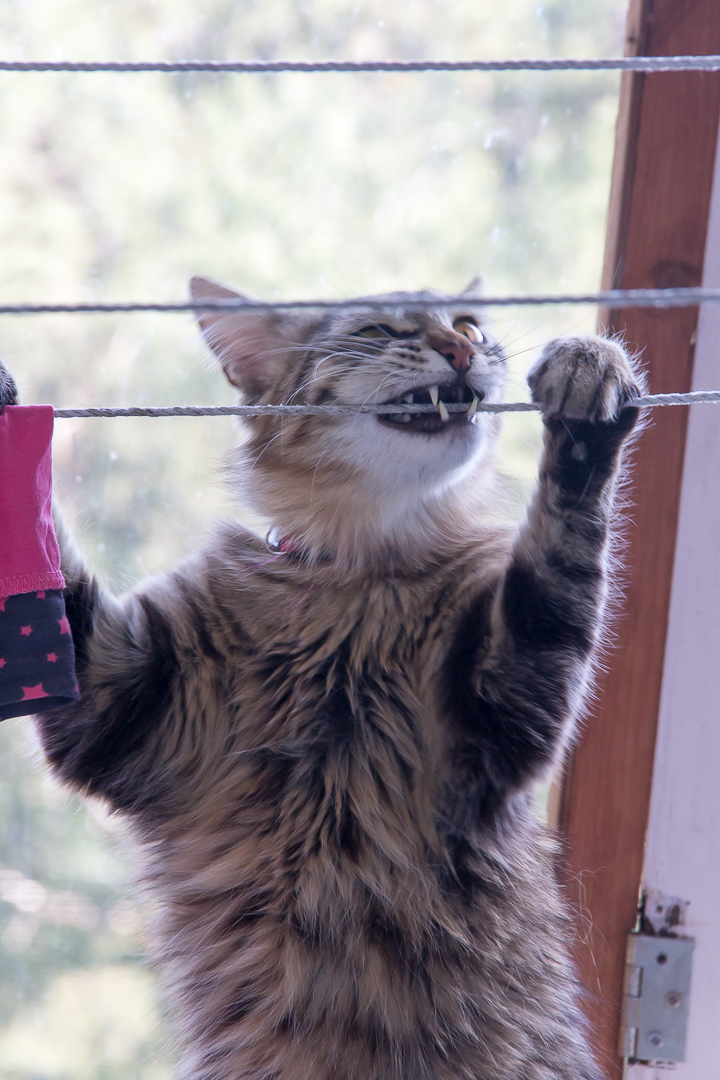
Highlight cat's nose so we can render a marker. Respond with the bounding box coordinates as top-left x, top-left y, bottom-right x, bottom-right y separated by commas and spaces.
429, 333, 473, 374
